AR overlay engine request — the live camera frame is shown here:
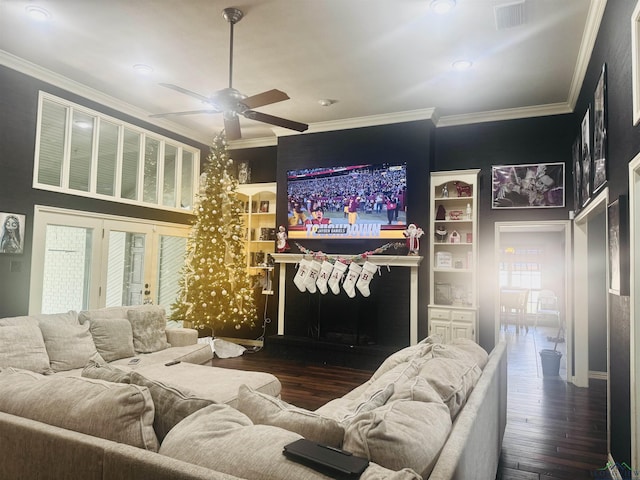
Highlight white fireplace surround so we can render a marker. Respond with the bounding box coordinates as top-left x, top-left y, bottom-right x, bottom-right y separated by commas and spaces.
270, 254, 424, 345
